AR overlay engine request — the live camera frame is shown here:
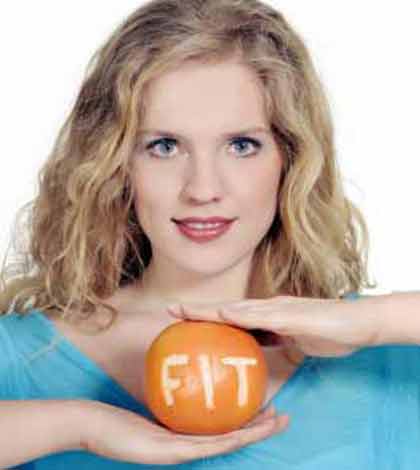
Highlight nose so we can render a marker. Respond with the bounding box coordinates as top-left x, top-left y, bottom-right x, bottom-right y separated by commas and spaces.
180, 154, 225, 204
